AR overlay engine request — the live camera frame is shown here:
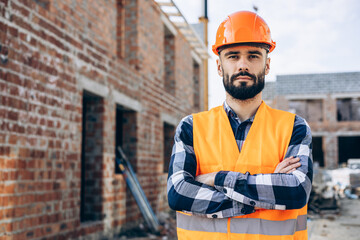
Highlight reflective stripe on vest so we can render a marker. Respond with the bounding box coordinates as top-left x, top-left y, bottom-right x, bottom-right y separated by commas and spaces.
177, 212, 228, 233
177, 212, 307, 235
